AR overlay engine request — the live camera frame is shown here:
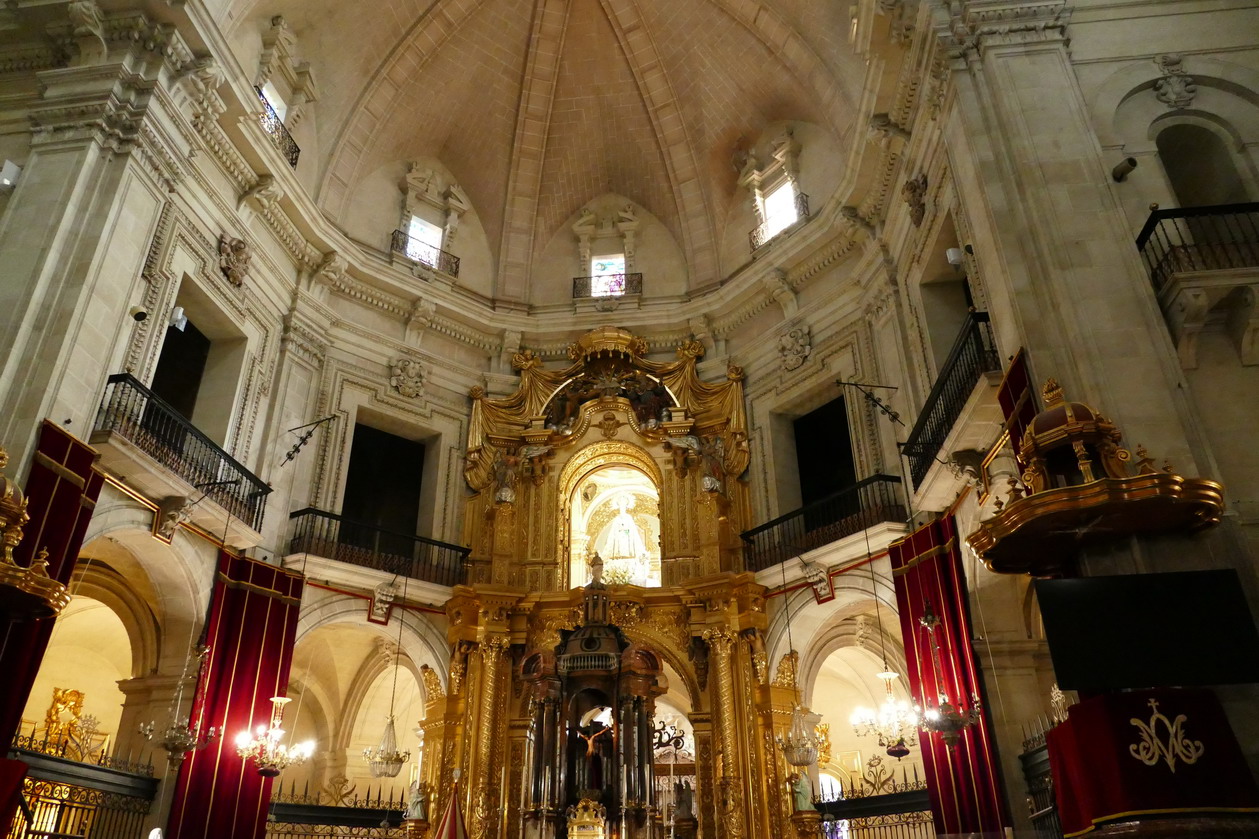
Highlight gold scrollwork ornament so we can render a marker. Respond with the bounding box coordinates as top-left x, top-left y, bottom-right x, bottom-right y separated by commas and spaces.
1129, 699, 1205, 773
